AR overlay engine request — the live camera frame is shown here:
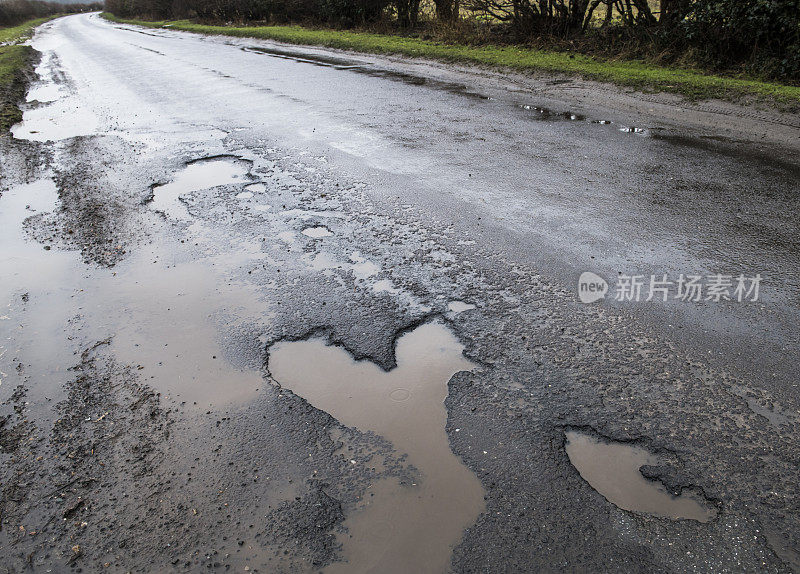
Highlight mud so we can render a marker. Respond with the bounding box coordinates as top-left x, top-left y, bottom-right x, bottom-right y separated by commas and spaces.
0, 339, 173, 570
447, 300, 475, 314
